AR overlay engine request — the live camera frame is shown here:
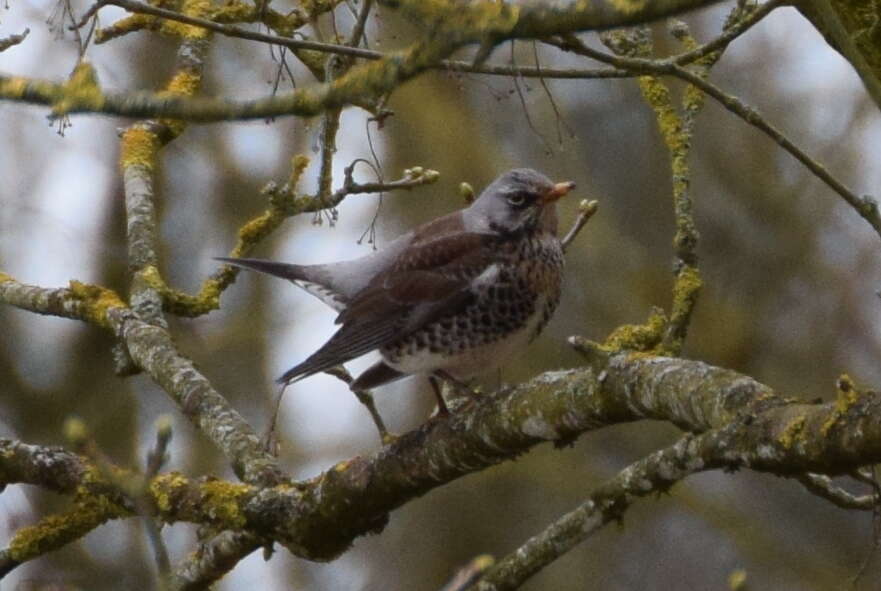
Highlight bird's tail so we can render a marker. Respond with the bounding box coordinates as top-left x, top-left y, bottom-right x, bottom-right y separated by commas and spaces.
215, 257, 309, 282
216, 256, 348, 311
